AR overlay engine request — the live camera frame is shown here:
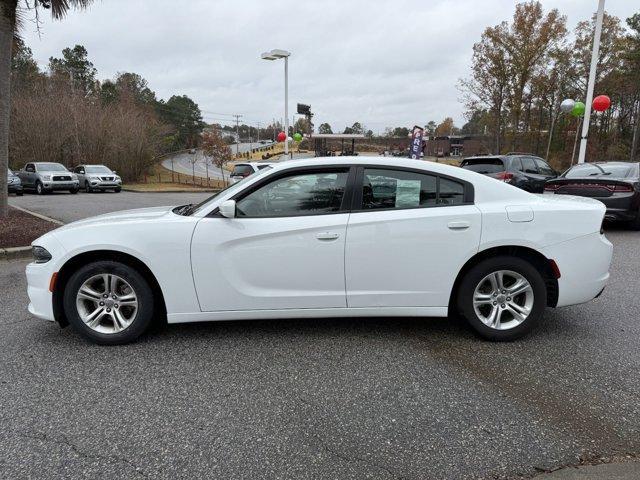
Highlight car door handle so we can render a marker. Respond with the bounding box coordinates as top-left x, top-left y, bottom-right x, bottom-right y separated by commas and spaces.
447, 221, 470, 230
316, 232, 340, 241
